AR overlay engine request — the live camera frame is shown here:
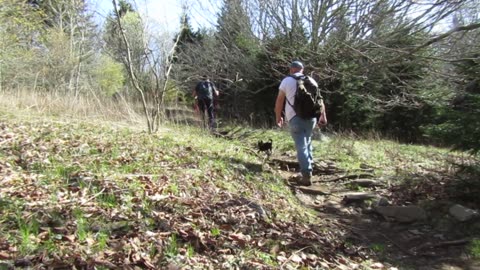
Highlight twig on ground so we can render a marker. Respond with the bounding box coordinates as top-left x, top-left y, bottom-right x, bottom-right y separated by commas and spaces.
321, 174, 375, 183
412, 239, 471, 253
280, 246, 312, 269
377, 232, 416, 256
